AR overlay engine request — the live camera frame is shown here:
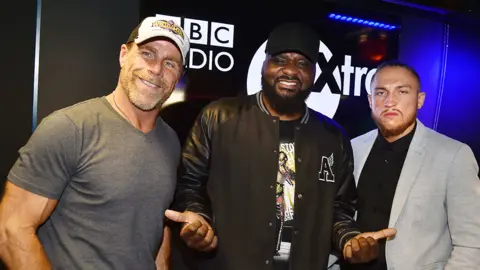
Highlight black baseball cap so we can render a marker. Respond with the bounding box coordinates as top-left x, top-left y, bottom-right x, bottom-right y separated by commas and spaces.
265, 22, 320, 64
